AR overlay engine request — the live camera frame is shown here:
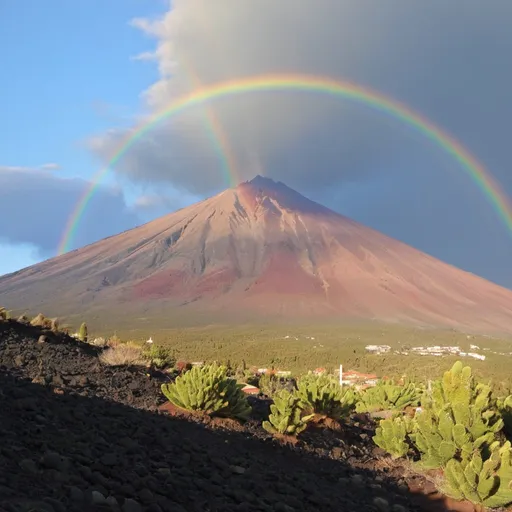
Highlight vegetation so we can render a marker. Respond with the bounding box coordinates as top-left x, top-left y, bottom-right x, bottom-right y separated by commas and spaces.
141, 344, 175, 369
0, 307, 10, 321
263, 389, 313, 436
258, 373, 292, 397
442, 441, 512, 508
355, 379, 423, 414
99, 343, 144, 366
161, 363, 251, 420
296, 373, 357, 420
498, 395, 512, 439
78, 322, 88, 343
372, 361, 512, 508
3, 309, 512, 508
373, 415, 414, 458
